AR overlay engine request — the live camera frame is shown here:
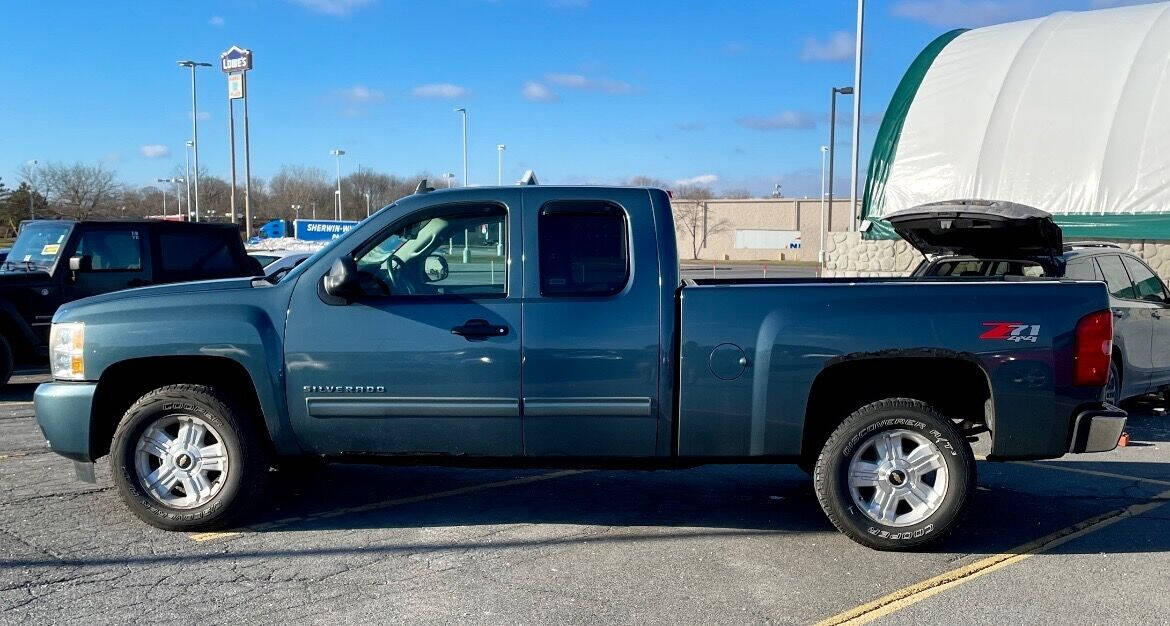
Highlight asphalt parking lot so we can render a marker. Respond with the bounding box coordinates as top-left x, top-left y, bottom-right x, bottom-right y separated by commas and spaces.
3, 373, 1169, 625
